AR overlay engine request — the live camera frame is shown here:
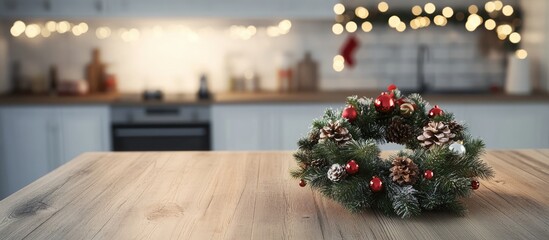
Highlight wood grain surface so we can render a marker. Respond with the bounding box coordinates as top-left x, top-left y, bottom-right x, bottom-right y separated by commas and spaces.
0, 150, 548, 239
